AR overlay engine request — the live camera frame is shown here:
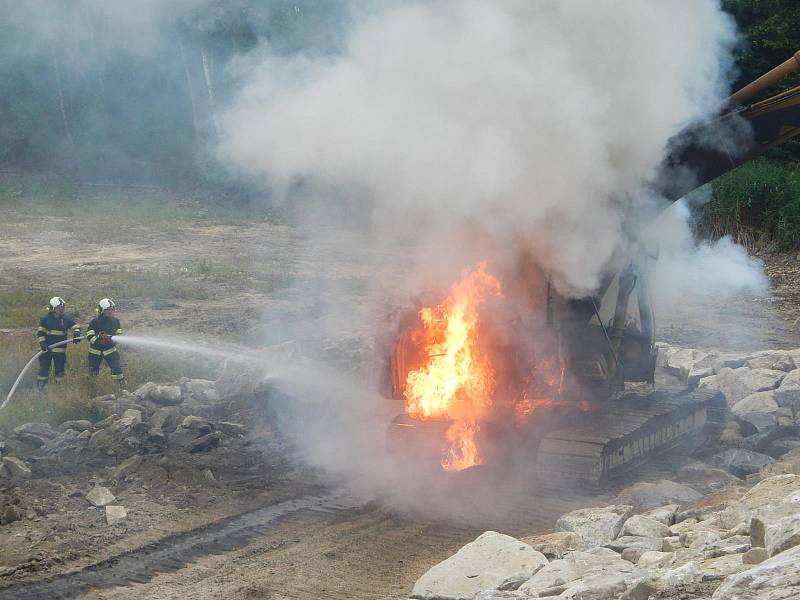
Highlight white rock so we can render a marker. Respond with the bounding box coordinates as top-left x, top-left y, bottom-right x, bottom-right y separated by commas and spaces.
764, 514, 800, 557
149, 385, 182, 406
641, 504, 678, 526
112, 409, 142, 432
745, 351, 797, 372
554, 505, 633, 550
556, 572, 642, 600
606, 535, 663, 553
698, 553, 747, 581
662, 536, 681, 552
712, 544, 800, 599
704, 535, 751, 559
733, 391, 780, 415
105, 505, 127, 525
411, 532, 548, 600
742, 547, 769, 564
617, 480, 702, 508
133, 381, 156, 399
620, 515, 672, 539
2, 457, 31, 479
774, 372, 800, 411
473, 592, 526, 600
518, 550, 640, 596
680, 529, 721, 549
637, 550, 676, 570
519, 531, 579, 560
86, 485, 116, 507
669, 518, 699, 535
665, 349, 708, 383
698, 367, 785, 407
